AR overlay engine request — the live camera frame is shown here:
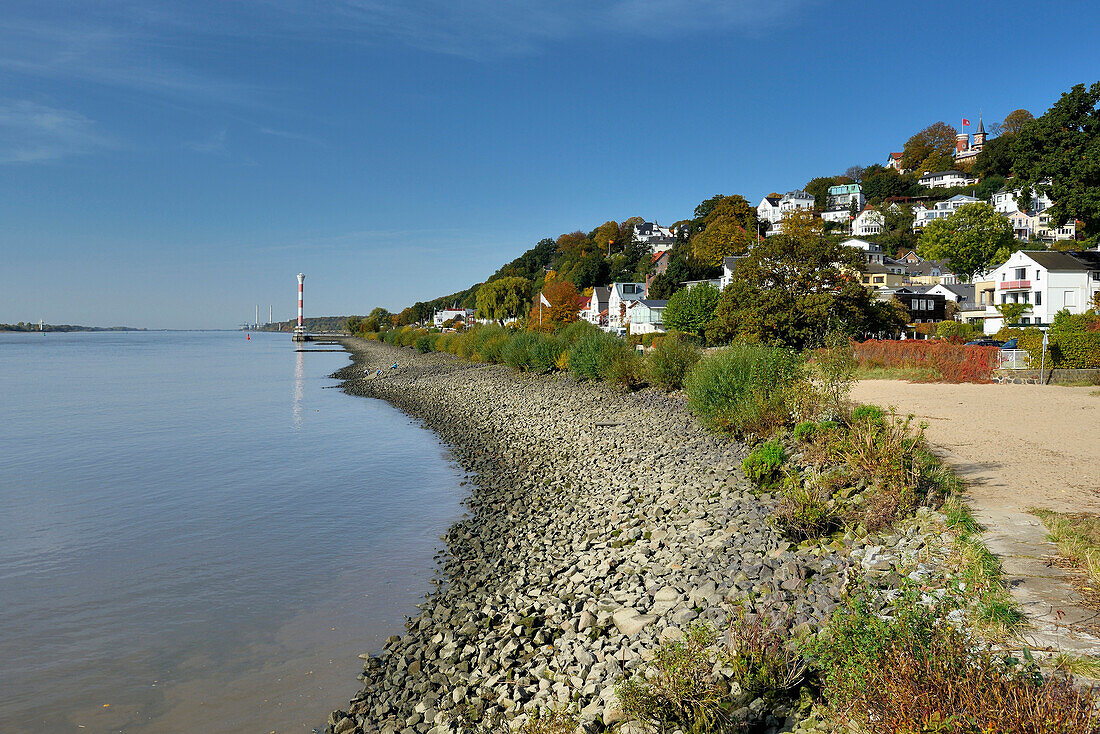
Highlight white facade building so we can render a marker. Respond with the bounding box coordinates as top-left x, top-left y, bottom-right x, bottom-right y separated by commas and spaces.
626, 300, 668, 335
433, 308, 477, 328
779, 190, 815, 216
757, 195, 782, 225
918, 170, 979, 189
912, 194, 981, 230
839, 238, 885, 265
982, 250, 1100, 333
607, 282, 647, 330
633, 222, 676, 252
852, 206, 885, 237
